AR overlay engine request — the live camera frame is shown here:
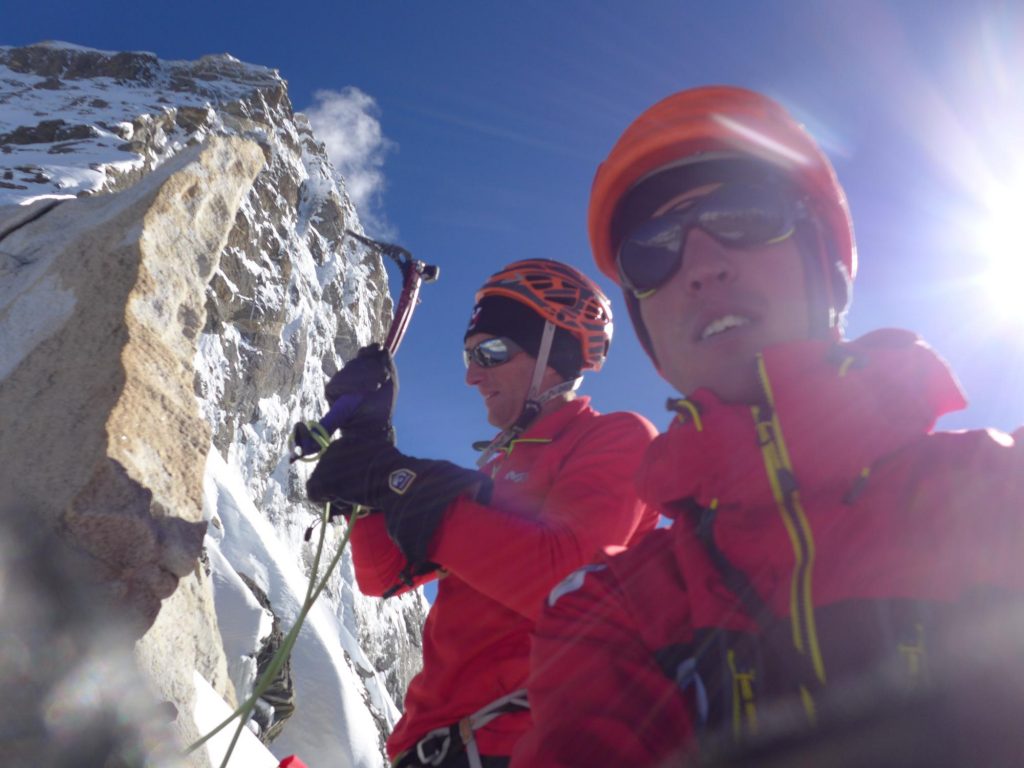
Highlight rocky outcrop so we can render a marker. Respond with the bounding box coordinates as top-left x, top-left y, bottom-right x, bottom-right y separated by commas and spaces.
0, 134, 263, 622
0, 134, 265, 764
1, 41, 428, 765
